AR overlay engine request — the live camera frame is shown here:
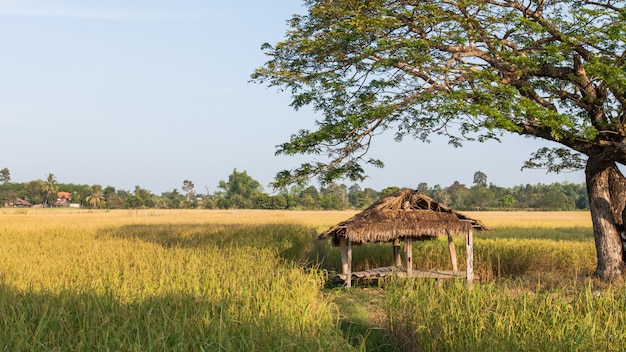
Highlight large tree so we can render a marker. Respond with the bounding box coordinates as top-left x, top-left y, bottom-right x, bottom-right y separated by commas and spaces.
253, 0, 626, 279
